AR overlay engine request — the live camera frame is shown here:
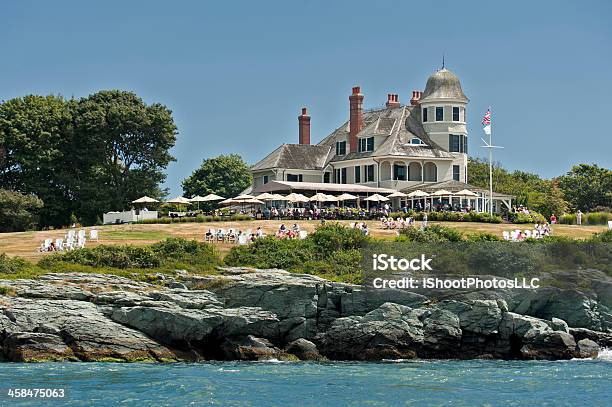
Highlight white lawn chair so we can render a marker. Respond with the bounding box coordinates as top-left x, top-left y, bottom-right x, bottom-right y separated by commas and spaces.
299, 230, 308, 240
78, 229, 86, 240
608, 220, 612, 230
89, 229, 99, 241
77, 237, 86, 249
216, 229, 226, 243
39, 238, 52, 252
64, 239, 75, 251
55, 238, 64, 251
238, 234, 248, 245
226, 229, 237, 243
524, 230, 532, 238
205, 229, 215, 243
66, 230, 76, 241
502, 231, 510, 241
